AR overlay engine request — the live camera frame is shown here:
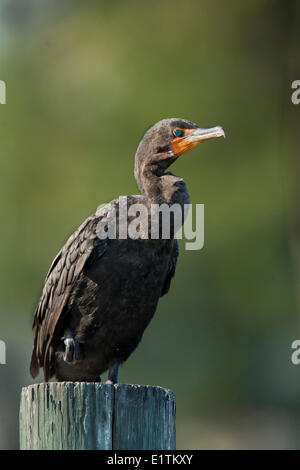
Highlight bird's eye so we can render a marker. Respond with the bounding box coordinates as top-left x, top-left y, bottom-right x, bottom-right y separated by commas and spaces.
173, 129, 184, 138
